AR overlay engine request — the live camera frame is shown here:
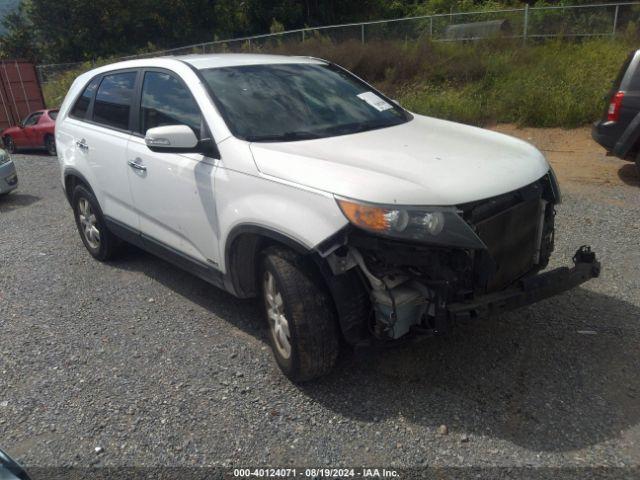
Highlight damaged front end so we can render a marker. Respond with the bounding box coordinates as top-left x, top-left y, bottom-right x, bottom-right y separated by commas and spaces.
318, 172, 600, 344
